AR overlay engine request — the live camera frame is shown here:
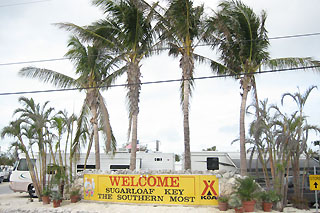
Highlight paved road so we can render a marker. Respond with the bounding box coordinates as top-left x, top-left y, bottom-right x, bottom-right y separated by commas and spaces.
0, 182, 13, 194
